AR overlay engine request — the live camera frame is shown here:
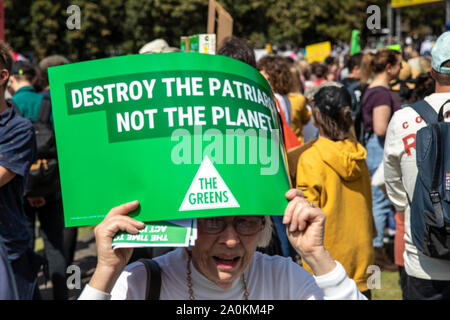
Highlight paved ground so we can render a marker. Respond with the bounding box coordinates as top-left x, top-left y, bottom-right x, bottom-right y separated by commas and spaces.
37, 230, 97, 300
